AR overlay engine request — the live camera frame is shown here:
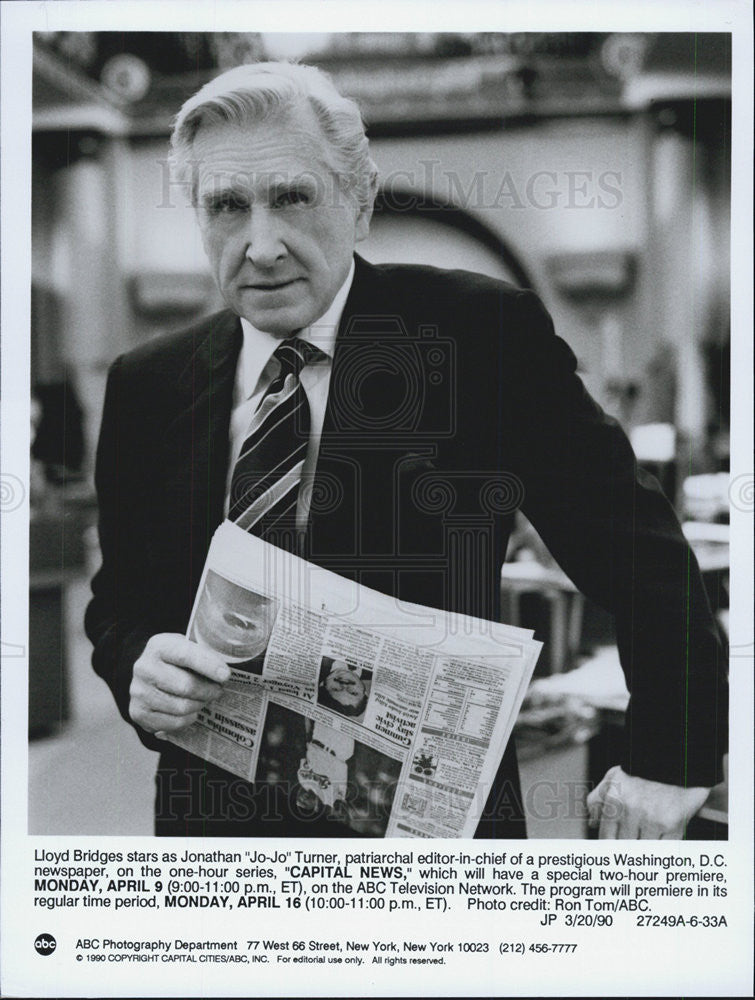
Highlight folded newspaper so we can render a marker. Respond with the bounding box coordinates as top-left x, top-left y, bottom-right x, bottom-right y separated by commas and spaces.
168, 520, 542, 838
